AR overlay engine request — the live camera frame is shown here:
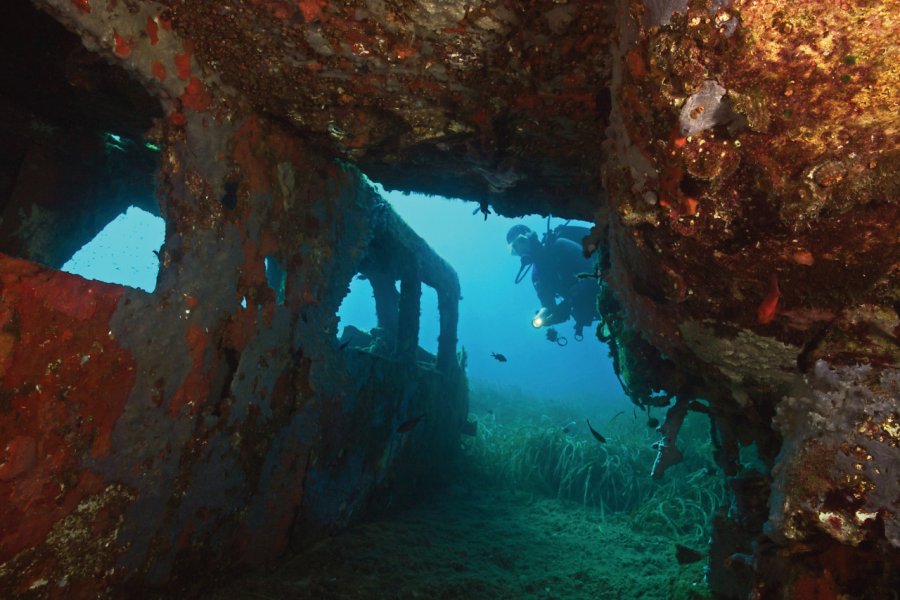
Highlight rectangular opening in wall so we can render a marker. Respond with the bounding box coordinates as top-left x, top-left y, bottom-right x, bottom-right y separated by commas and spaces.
61, 206, 164, 293
418, 285, 439, 360
264, 256, 286, 305
337, 273, 382, 352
